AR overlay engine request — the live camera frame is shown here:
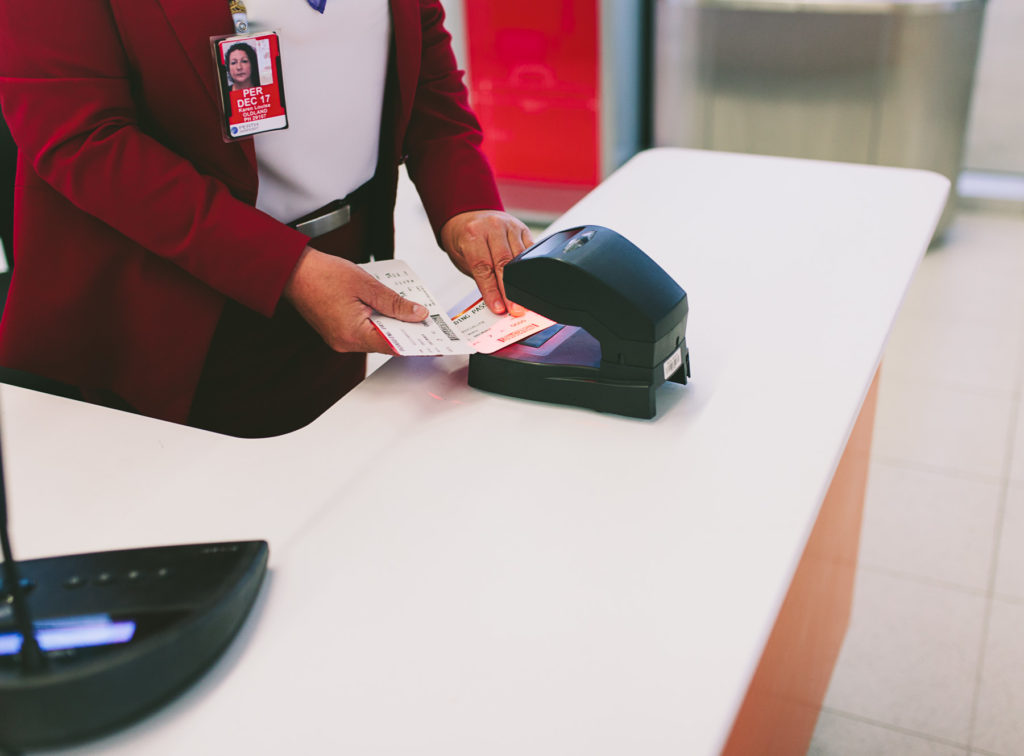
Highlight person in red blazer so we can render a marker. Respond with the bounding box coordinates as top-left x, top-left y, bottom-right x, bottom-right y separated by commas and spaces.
0, 1, 529, 435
